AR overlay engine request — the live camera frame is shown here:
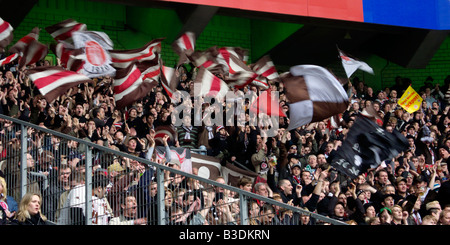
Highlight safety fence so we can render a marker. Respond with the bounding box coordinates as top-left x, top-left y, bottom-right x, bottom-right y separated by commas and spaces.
0, 113, 347, 225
